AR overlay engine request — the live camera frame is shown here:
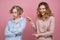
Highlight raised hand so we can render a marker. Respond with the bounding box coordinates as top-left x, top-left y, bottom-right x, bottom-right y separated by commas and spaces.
26, 17, 32, 21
